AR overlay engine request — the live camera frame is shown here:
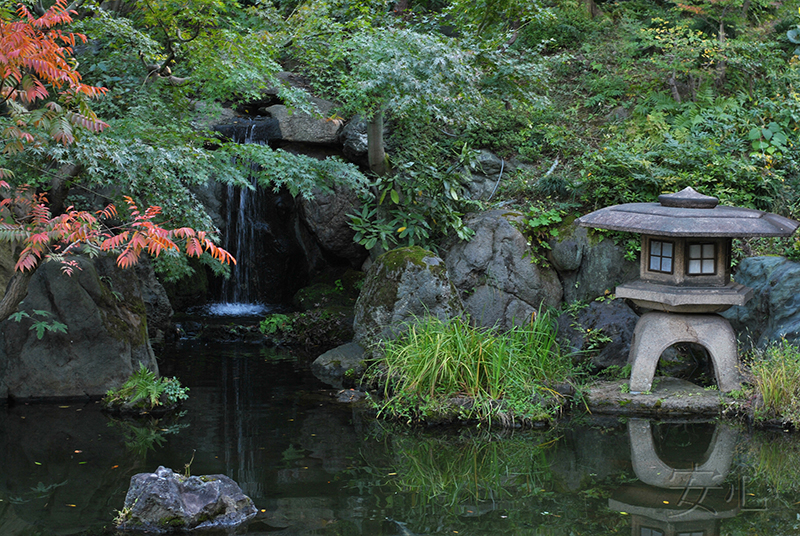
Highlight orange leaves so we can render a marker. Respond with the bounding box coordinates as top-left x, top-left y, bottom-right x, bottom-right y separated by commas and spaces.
0, 185, 234, 273
0, 0, 108, 148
